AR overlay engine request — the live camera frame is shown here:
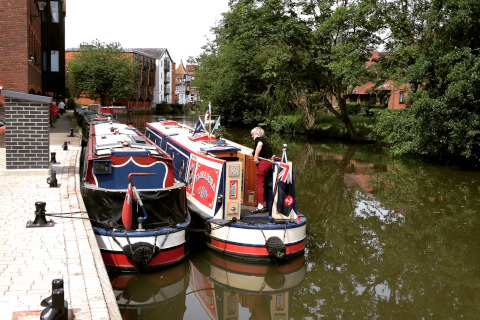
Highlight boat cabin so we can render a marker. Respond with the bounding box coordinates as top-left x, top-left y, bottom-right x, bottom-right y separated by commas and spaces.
145, 121, 296, 222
